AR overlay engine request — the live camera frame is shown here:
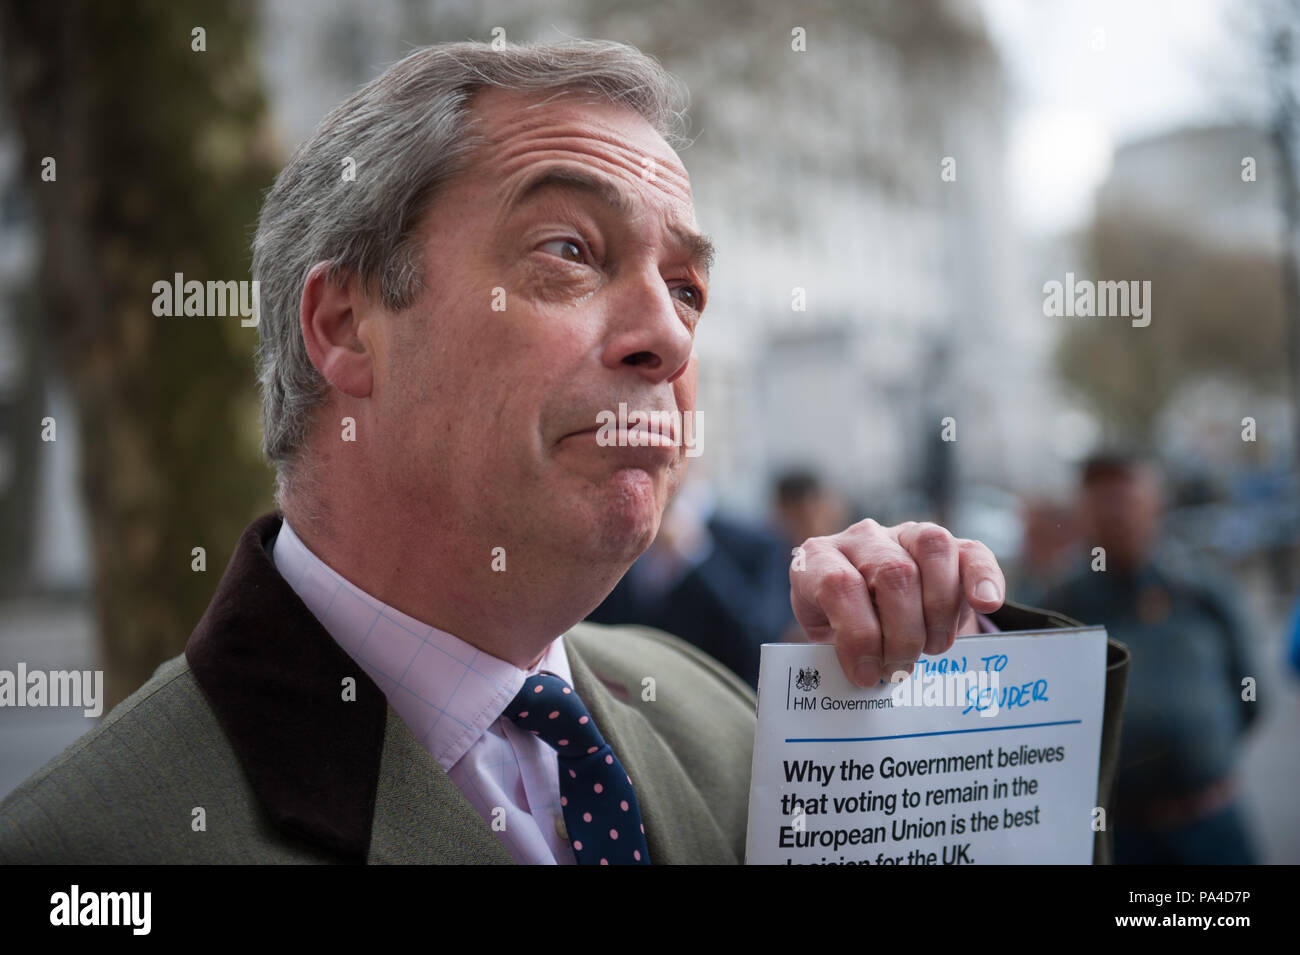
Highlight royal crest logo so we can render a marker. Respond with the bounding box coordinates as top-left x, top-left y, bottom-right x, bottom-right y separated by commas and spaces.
795, 667, 820, 692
